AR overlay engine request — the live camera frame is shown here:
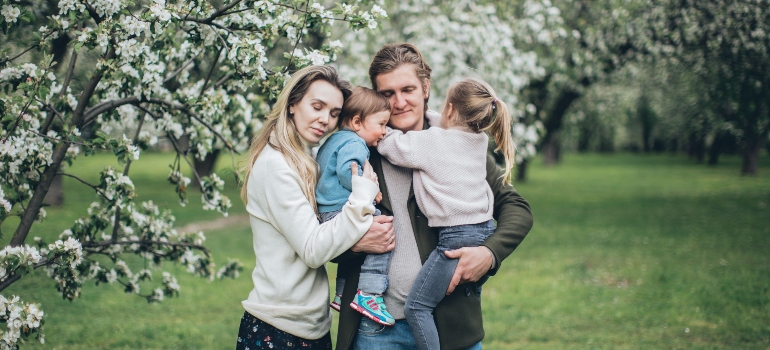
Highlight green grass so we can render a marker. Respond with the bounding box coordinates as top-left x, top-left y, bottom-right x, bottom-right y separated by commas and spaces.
3, 152, 769, 349
482, 154, 770, 350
